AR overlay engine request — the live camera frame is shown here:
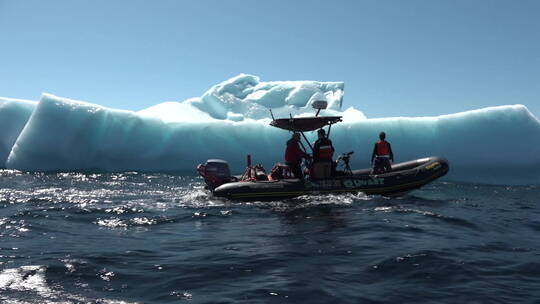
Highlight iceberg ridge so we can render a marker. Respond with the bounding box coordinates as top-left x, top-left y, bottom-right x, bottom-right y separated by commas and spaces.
138, 74, 349, 122
0, 97, 37, 166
